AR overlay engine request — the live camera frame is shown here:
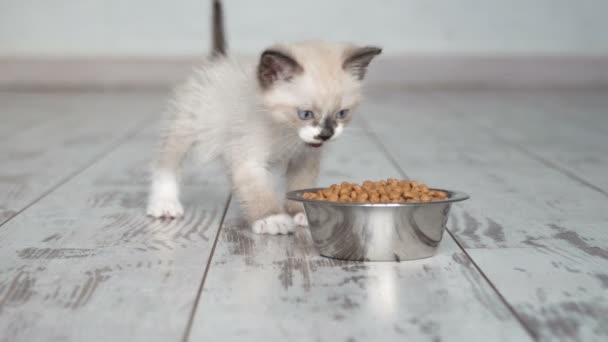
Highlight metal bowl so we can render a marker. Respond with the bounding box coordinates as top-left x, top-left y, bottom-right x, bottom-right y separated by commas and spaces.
286, 188, 469, 261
